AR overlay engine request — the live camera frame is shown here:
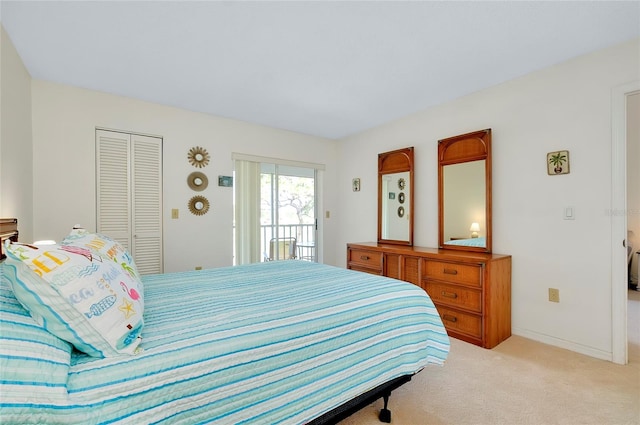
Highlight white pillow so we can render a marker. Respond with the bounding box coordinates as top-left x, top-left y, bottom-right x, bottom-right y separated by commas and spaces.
4, 240, 144, 357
